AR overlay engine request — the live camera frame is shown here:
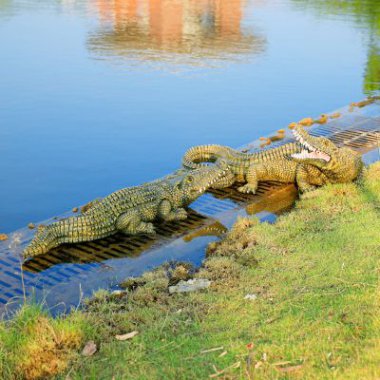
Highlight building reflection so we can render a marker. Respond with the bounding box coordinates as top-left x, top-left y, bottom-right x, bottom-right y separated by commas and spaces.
88, 0, 265, 66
